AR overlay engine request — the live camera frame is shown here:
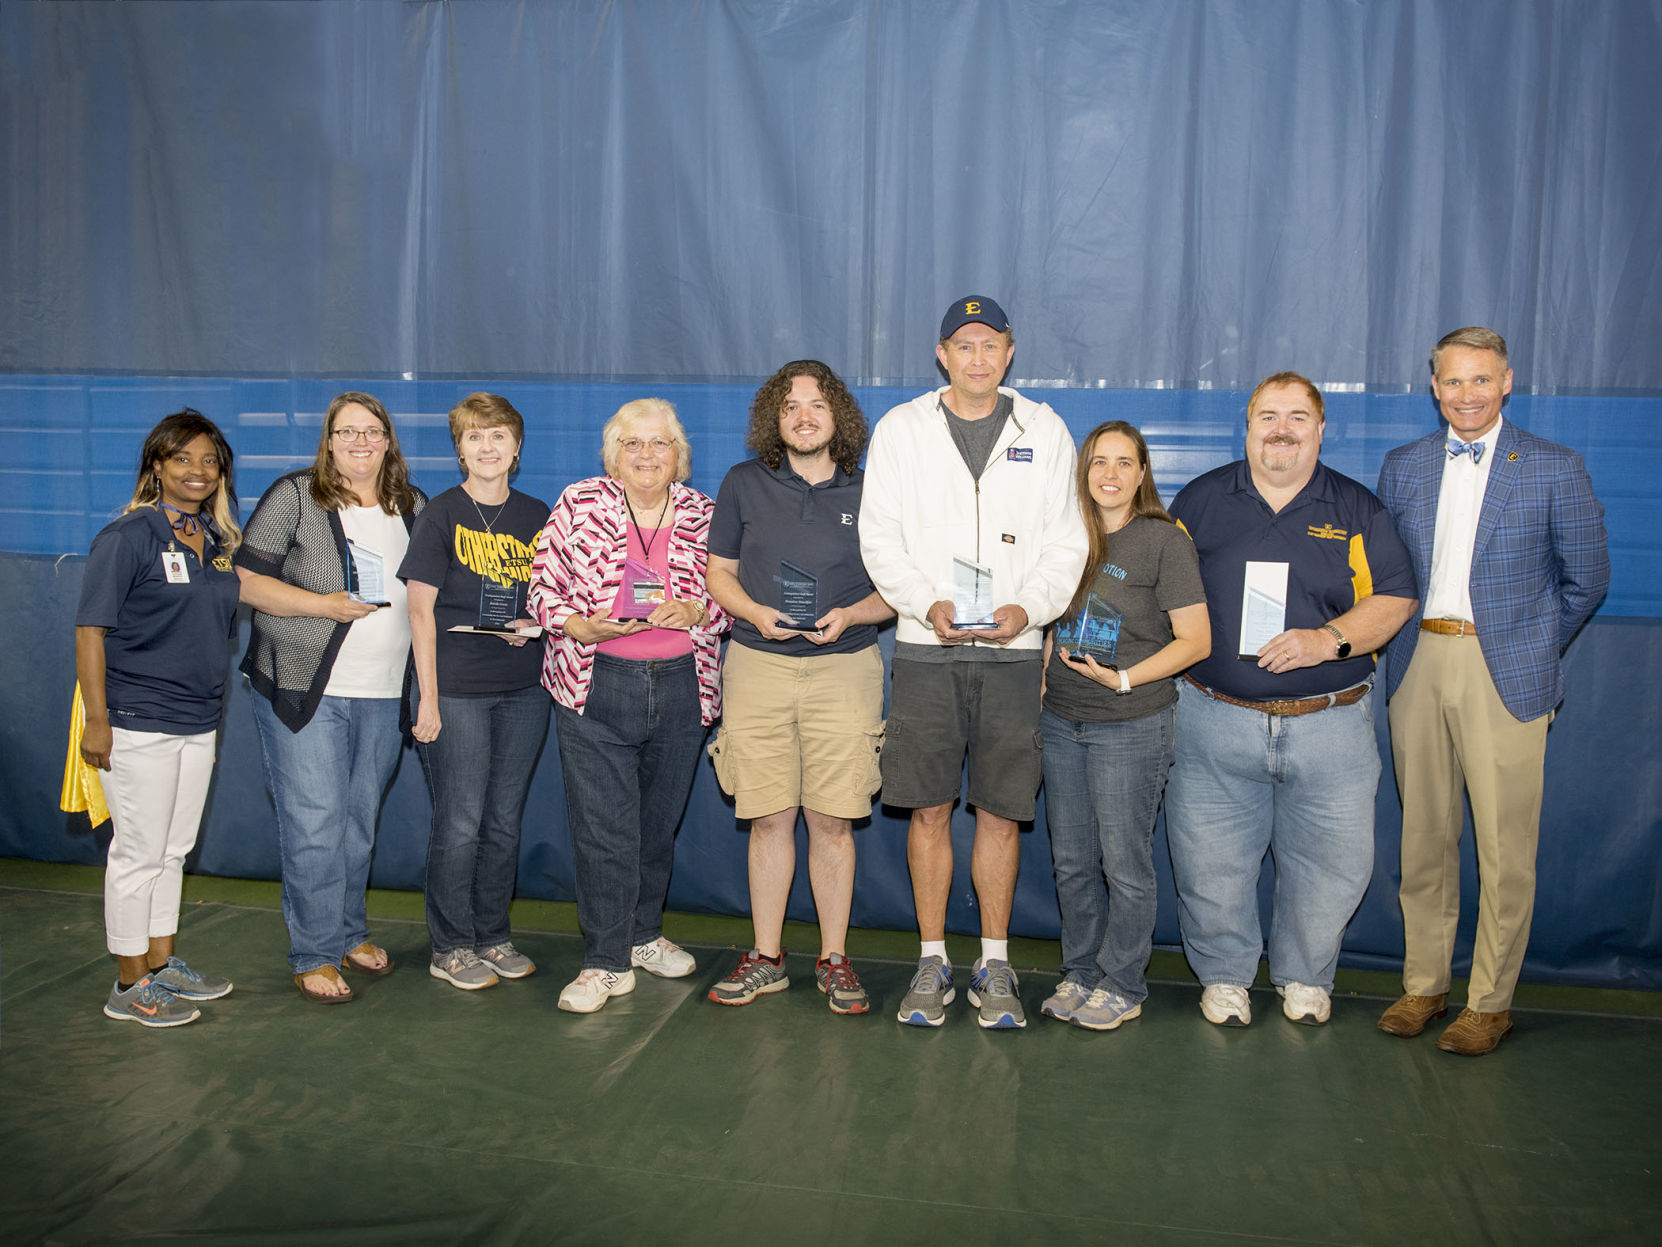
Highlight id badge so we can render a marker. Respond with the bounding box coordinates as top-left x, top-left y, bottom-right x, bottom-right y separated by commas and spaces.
162, 551, 190, 584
